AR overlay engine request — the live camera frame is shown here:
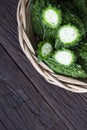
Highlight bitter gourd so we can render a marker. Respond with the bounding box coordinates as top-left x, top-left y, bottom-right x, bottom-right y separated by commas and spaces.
57, 24, 81, 47
71, 0, 87, 32
78, 43, 87, 61
38, 41, 53, 60
53, 49, 75, 66
31, 0, 62, 40
62, 9, 86, 36
55, 7, 85, 49
42, 6, 61, 28
44, 58, 87, 78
